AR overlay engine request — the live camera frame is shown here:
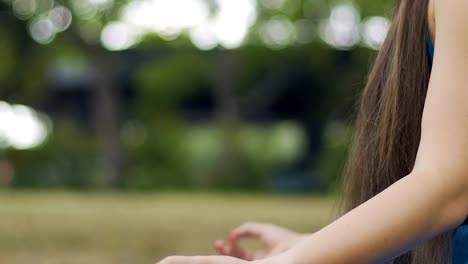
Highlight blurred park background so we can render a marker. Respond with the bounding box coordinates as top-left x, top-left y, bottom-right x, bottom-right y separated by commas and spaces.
0, 0, 394, 263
